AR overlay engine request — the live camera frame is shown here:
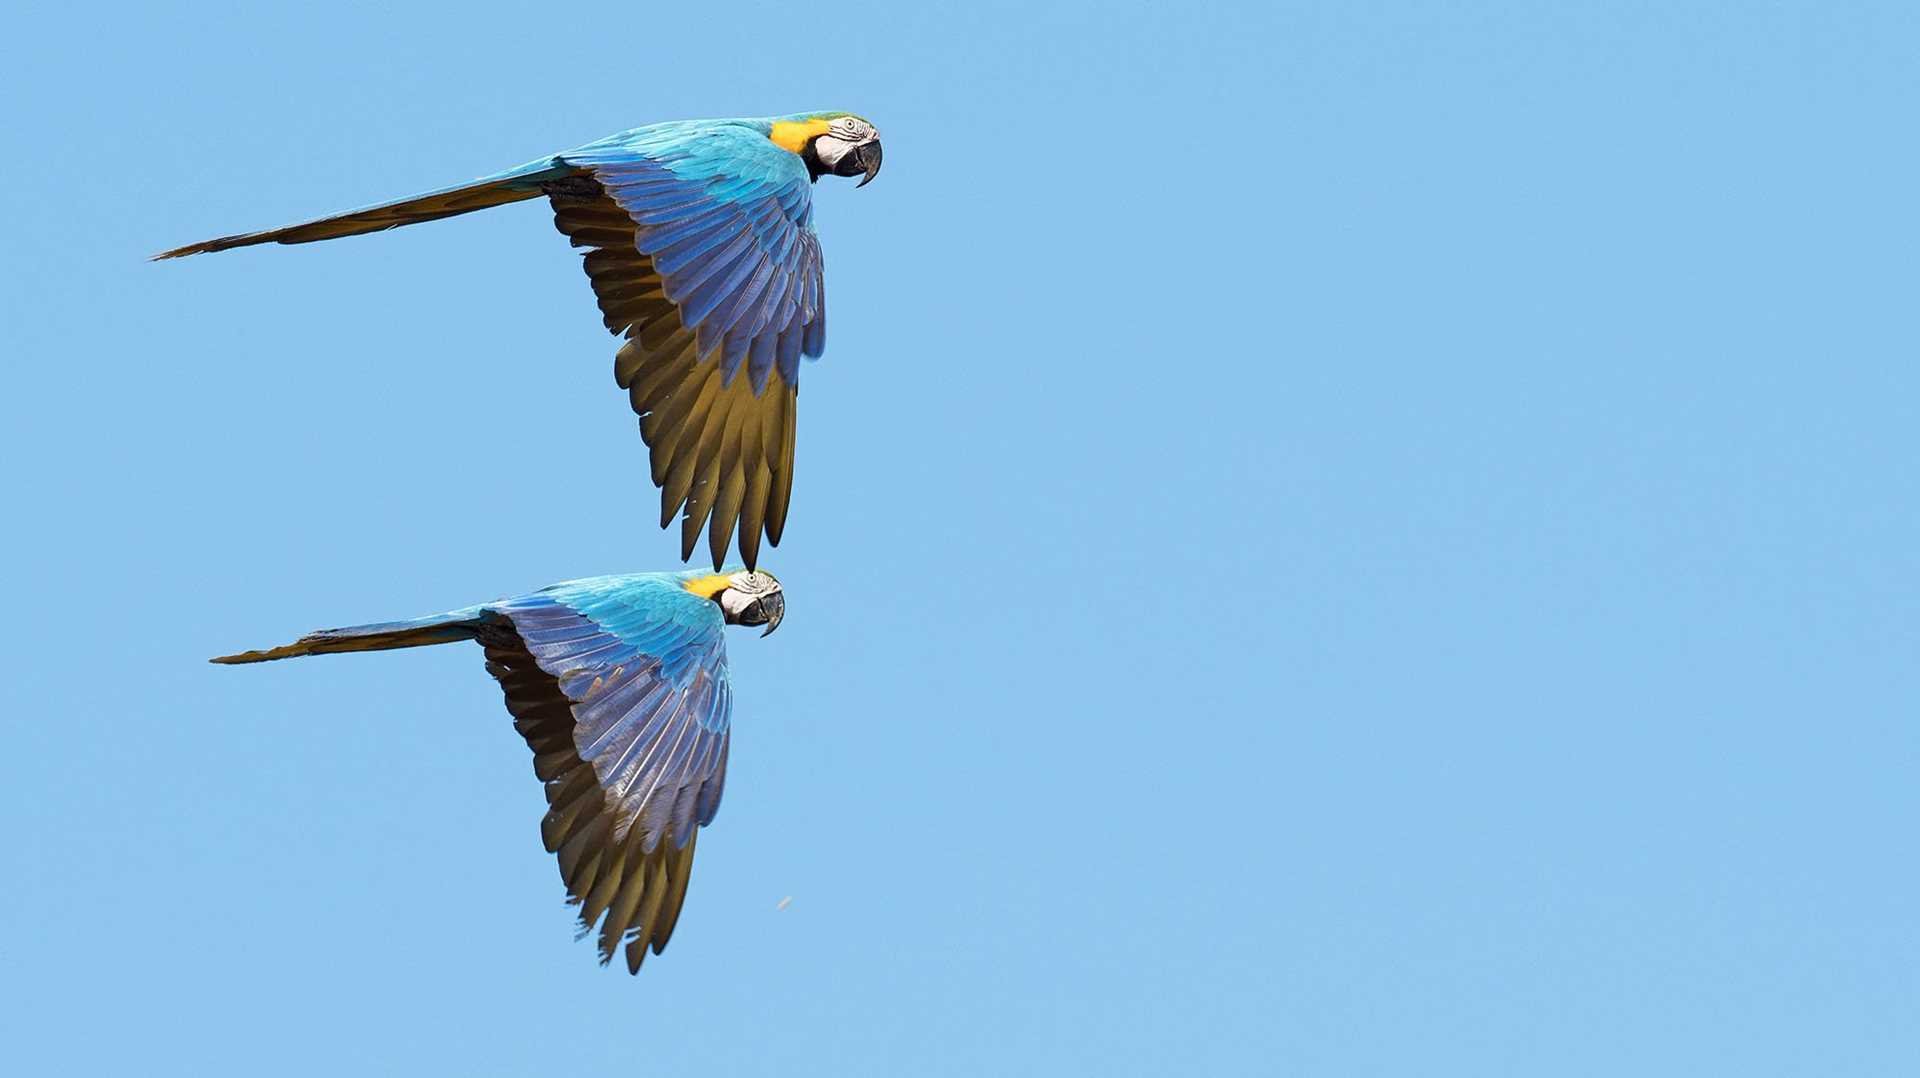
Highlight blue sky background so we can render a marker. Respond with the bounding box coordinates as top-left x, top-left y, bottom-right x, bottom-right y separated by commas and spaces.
4, 2, 1917, 1074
